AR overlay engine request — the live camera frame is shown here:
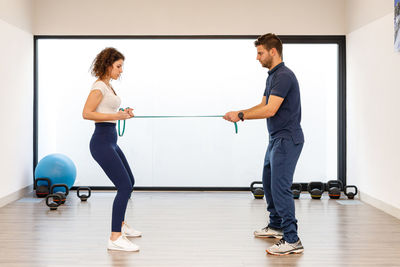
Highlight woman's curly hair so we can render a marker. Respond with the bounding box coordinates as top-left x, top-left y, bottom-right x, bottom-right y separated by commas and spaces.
90, 47, 125, 78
